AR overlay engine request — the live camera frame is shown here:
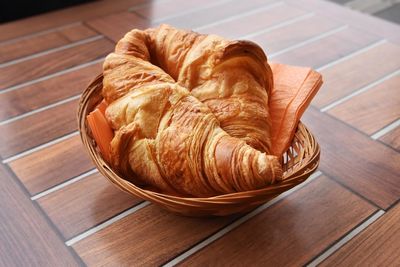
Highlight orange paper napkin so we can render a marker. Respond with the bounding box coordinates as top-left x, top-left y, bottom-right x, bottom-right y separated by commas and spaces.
269, 63, 323, 157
